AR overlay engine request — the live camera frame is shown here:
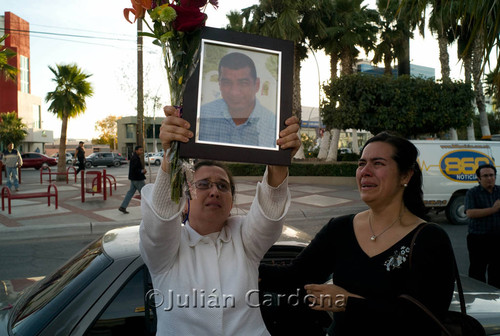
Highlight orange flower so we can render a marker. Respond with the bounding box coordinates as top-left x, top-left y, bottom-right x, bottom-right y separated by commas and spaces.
124, 0, 153, 24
